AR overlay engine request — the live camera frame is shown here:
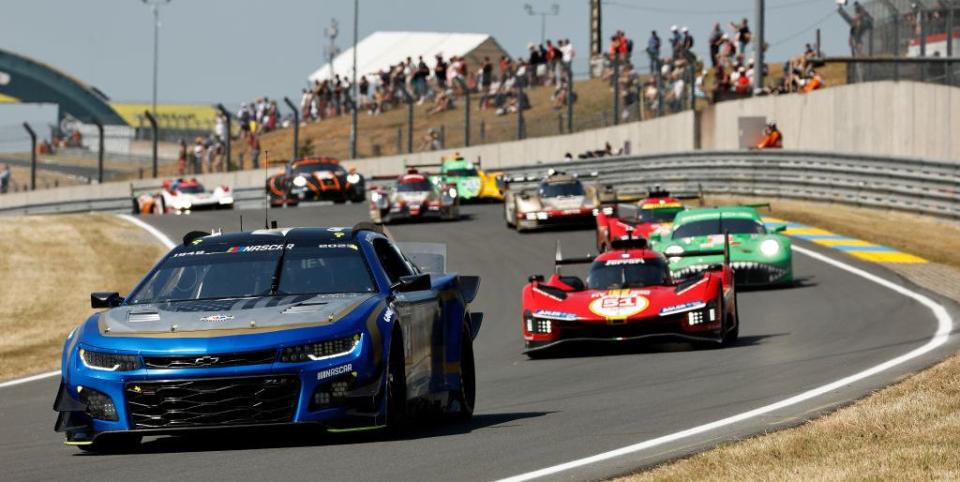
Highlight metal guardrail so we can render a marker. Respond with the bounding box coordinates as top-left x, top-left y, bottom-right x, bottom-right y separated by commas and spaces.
498, 151, 960, 219
1, 150, 958, 219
